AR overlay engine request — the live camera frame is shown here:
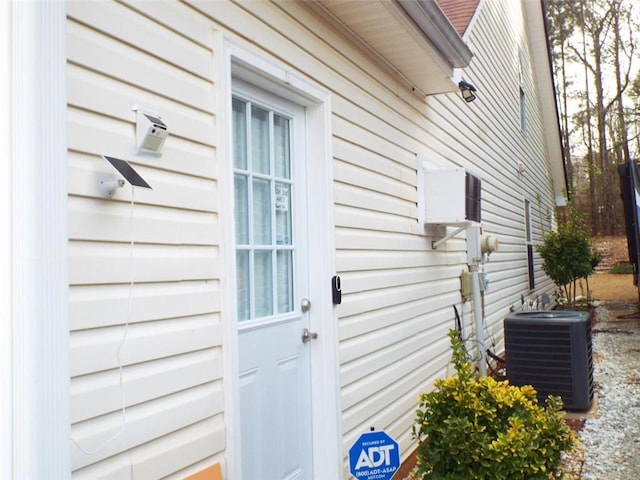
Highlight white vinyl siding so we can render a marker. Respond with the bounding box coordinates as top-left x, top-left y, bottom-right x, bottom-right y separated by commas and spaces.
66, 1, 223, 477
65, 0, 560, 477
451, 0, 556, 348
519, 47, 528, 132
